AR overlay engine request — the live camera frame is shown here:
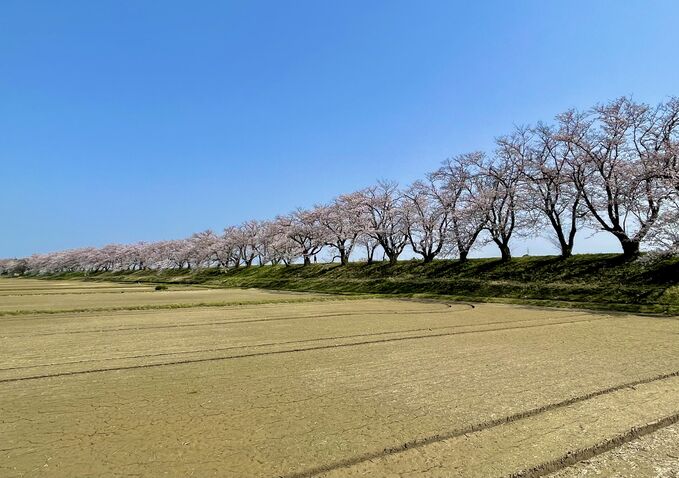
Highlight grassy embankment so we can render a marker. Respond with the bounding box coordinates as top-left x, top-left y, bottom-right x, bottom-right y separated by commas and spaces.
38, 254, 679, 315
